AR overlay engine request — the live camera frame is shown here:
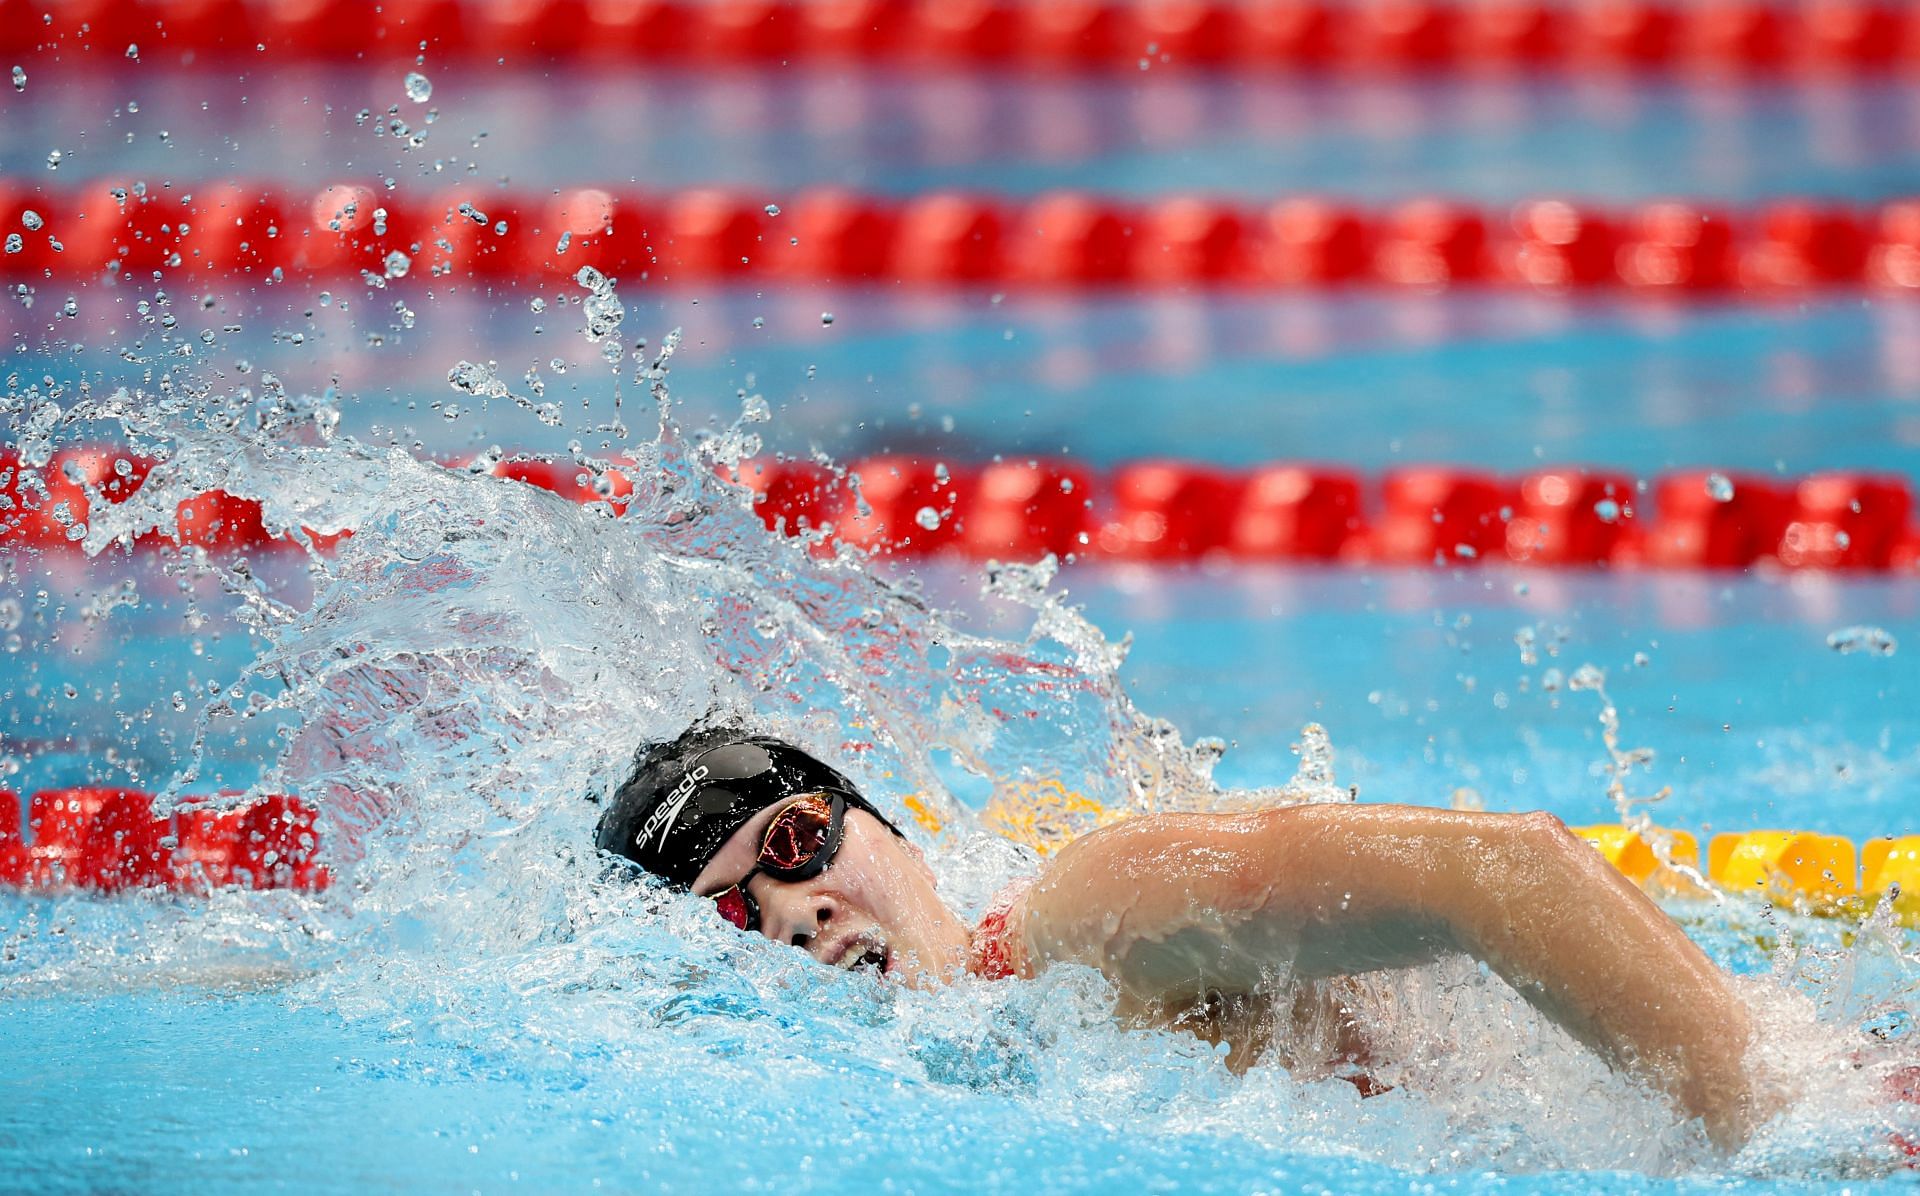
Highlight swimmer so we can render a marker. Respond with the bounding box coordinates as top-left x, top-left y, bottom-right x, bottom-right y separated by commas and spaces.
597, 725, 1774, 1152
